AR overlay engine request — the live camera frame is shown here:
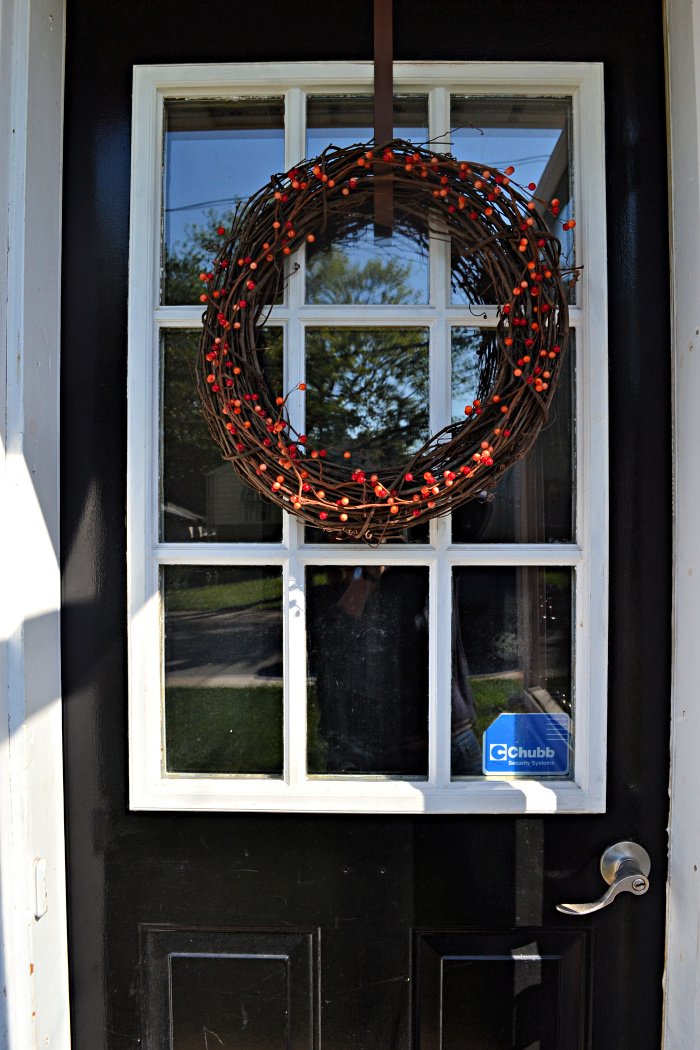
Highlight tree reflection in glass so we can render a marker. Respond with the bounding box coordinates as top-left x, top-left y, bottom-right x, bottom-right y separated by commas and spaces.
302, 323, 431, 544
162, 99, 285, 305
305, 326, 430, 470
306, 94, 430, 305
160, 327, 283, 542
